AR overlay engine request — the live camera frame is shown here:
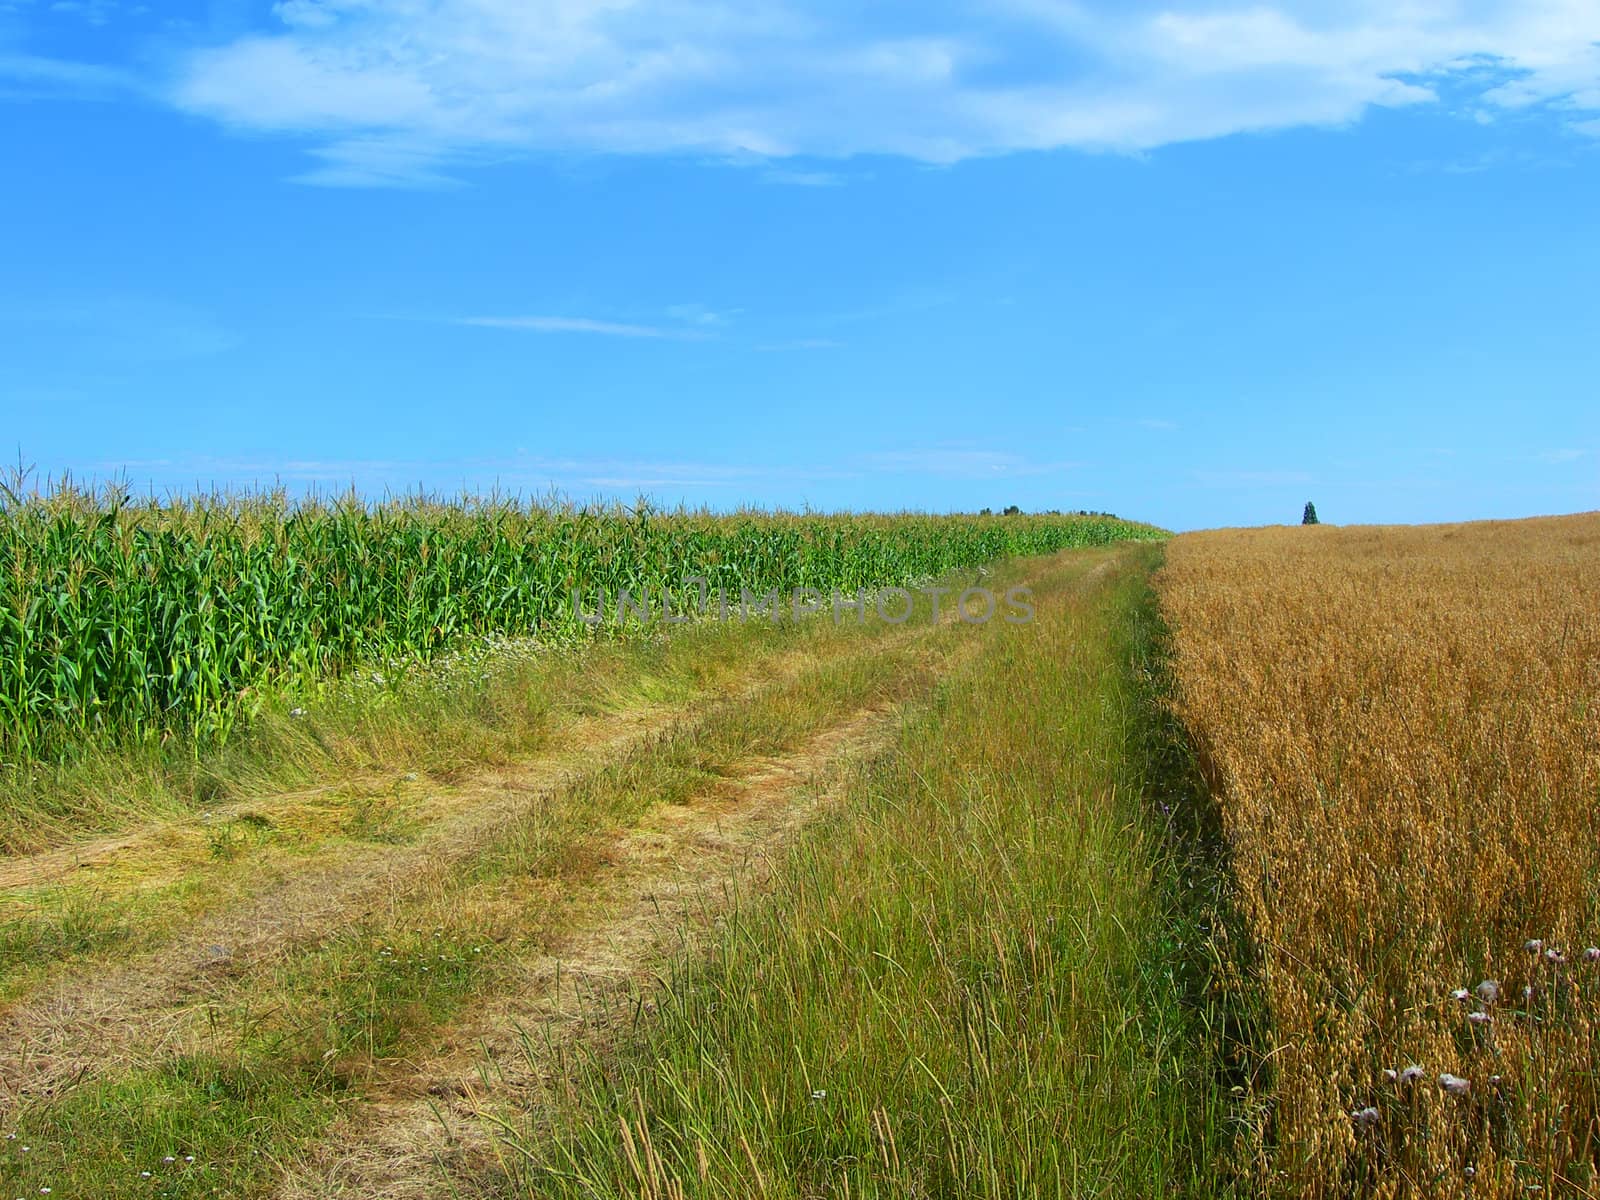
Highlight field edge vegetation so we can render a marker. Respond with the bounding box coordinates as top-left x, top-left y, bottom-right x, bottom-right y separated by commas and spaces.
1, 485, 1162, 852
486, 544, 1240, 1199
